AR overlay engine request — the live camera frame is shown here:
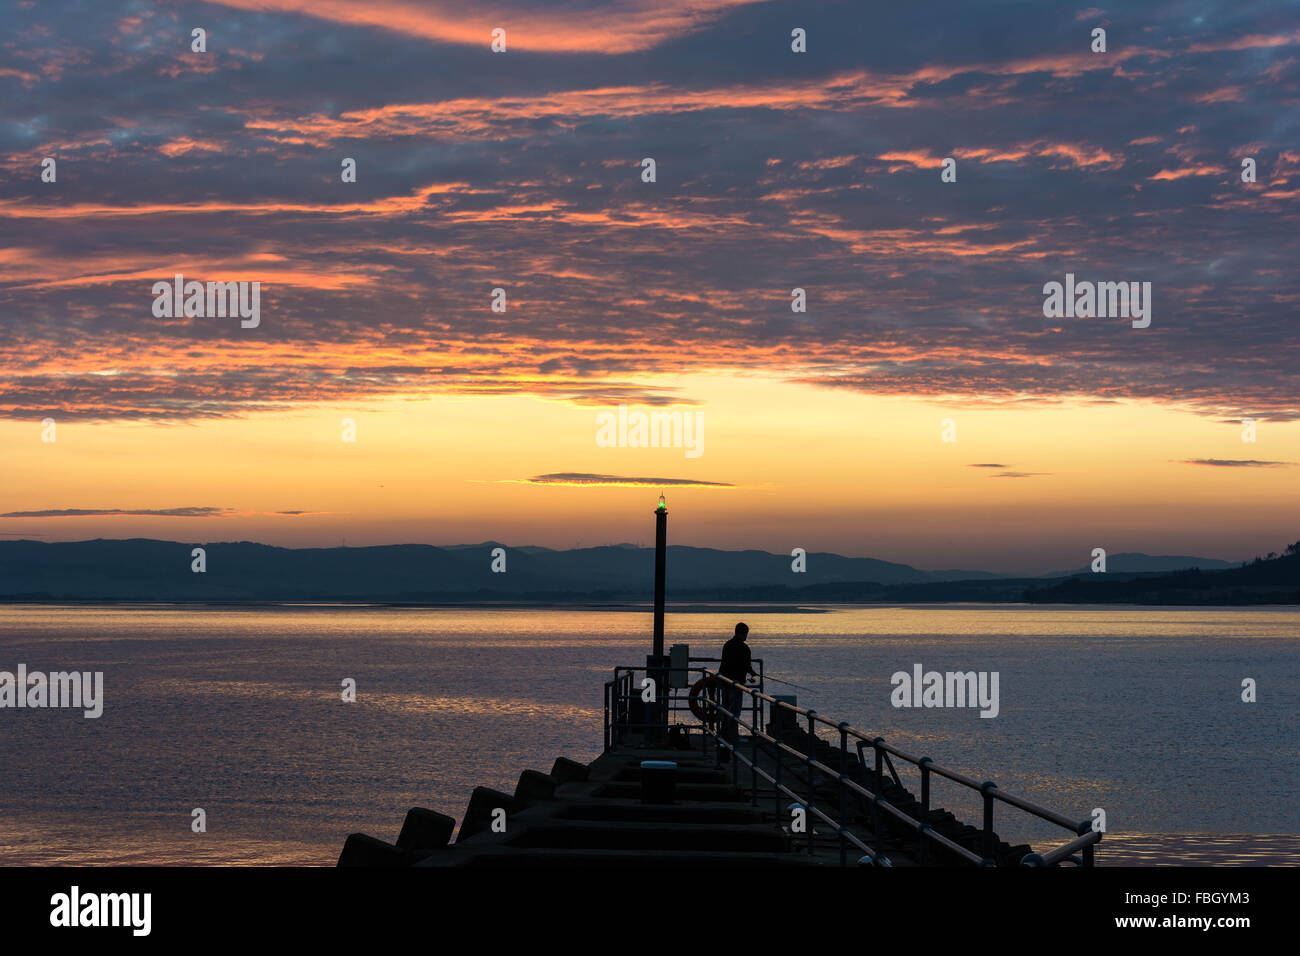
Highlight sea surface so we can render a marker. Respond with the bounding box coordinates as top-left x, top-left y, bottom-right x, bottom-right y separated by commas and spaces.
0, 604, 1296, 865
